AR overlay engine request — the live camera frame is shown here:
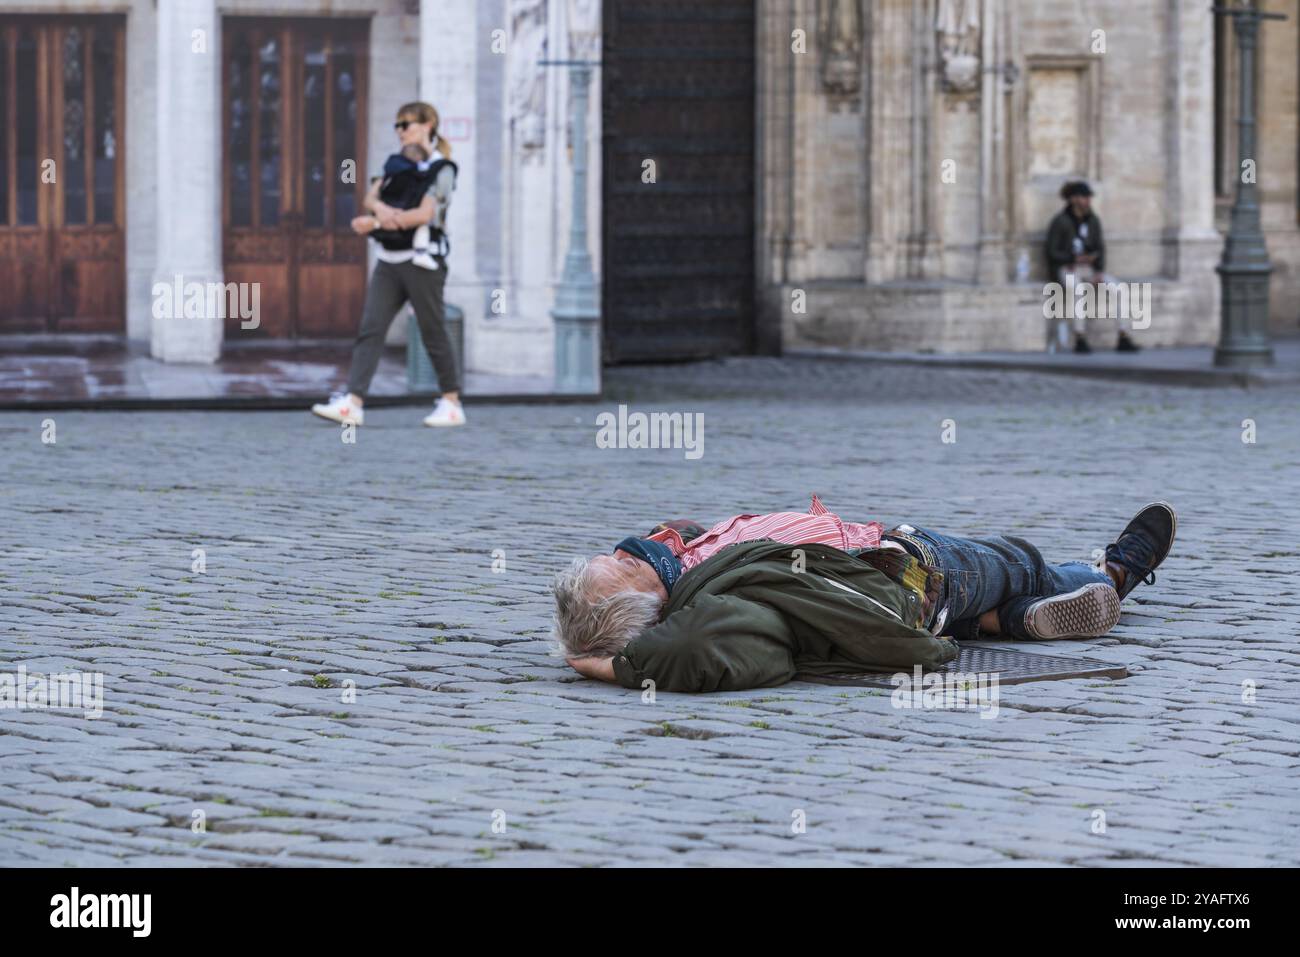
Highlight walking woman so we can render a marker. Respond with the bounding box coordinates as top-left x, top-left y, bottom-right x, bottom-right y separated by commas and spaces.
312, 101, 465, 428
